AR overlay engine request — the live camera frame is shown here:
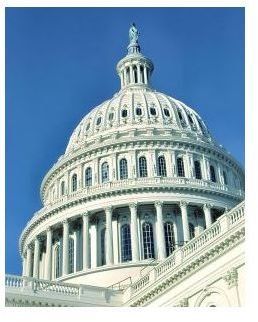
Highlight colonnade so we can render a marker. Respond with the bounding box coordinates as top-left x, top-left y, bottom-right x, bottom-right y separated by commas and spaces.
22, 201, 215, 280
120, 63, 150, 87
